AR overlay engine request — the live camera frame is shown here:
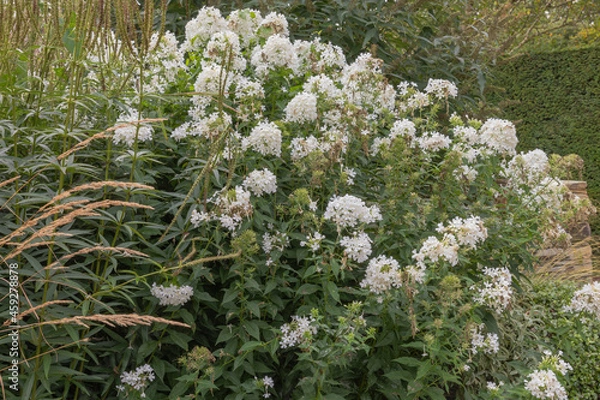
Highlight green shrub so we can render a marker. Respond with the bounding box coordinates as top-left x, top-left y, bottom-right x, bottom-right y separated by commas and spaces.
489, 48, 600, 231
